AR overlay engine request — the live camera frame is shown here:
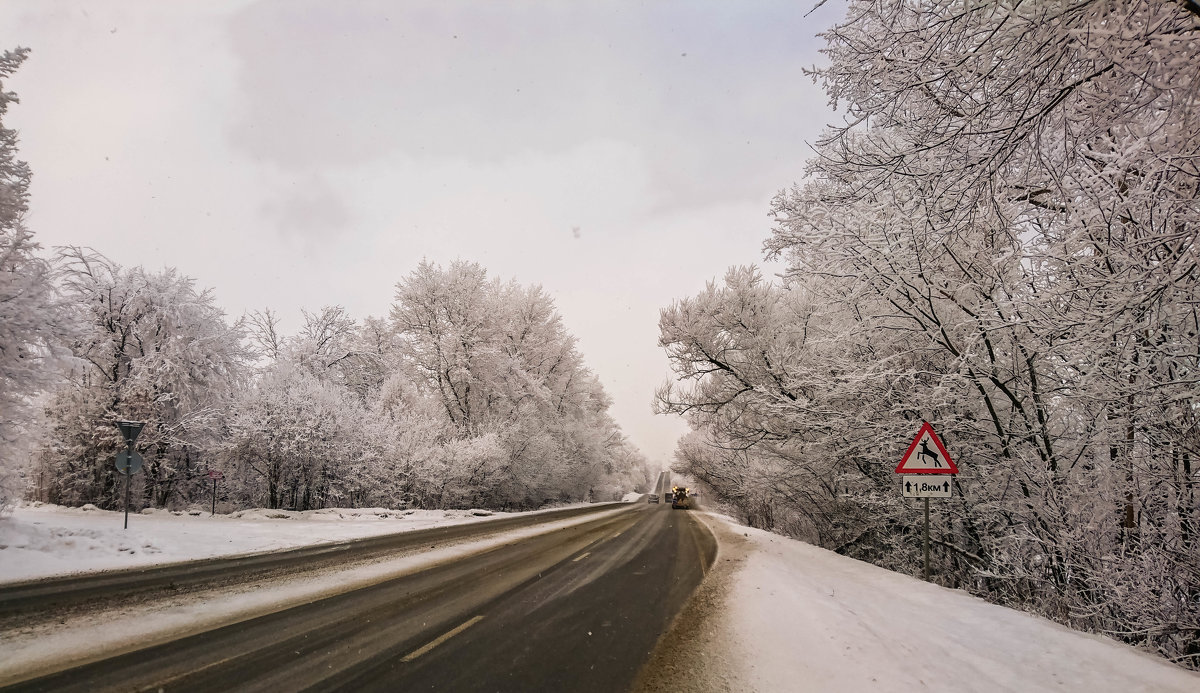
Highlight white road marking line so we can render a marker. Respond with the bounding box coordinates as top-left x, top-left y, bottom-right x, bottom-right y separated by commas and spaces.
611, 531, 623, 539
401, 615, 484, 662
573, 551, 591, 562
